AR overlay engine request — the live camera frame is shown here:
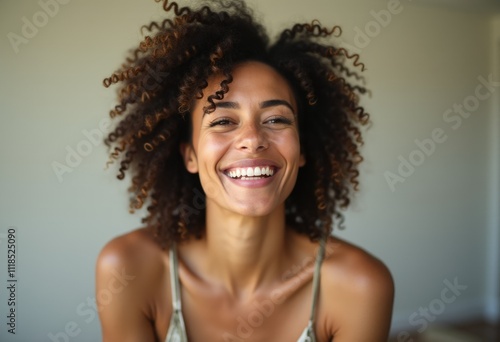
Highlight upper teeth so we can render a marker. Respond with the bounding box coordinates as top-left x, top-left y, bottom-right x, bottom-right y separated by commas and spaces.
227, 166, 275, 178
